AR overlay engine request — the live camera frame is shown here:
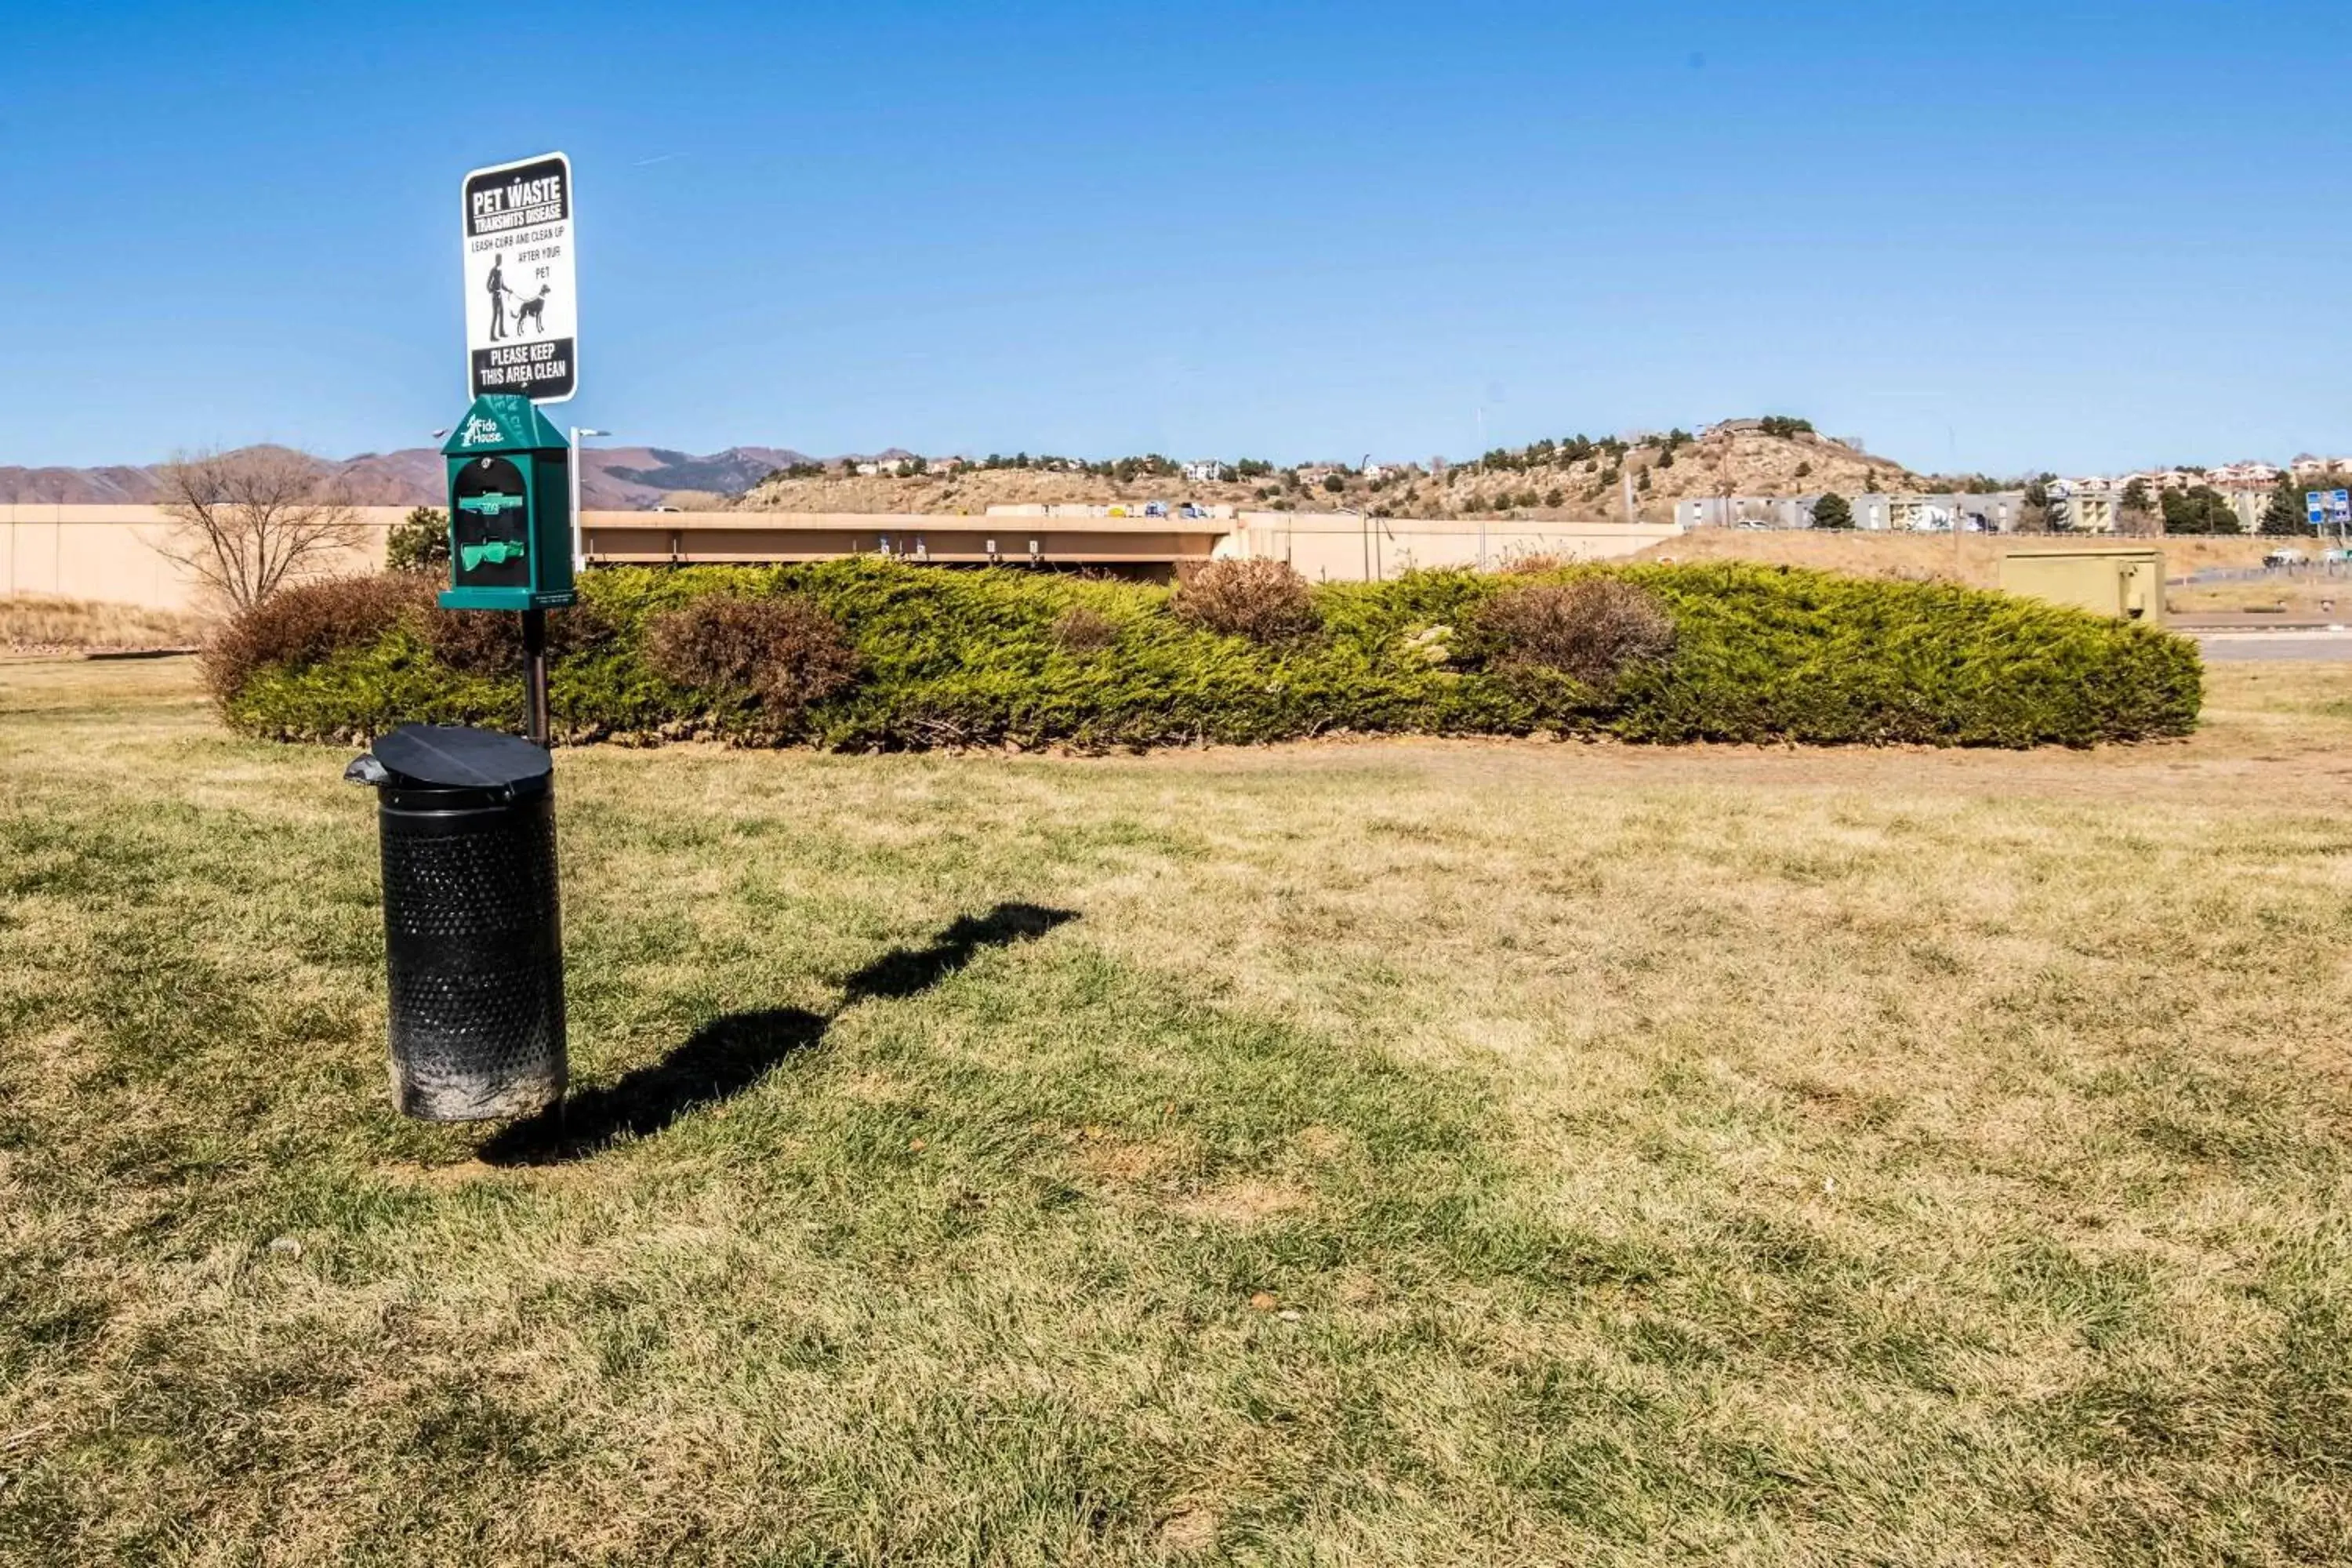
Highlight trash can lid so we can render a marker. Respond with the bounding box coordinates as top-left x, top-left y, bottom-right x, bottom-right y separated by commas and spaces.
371, 724, 553, 791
